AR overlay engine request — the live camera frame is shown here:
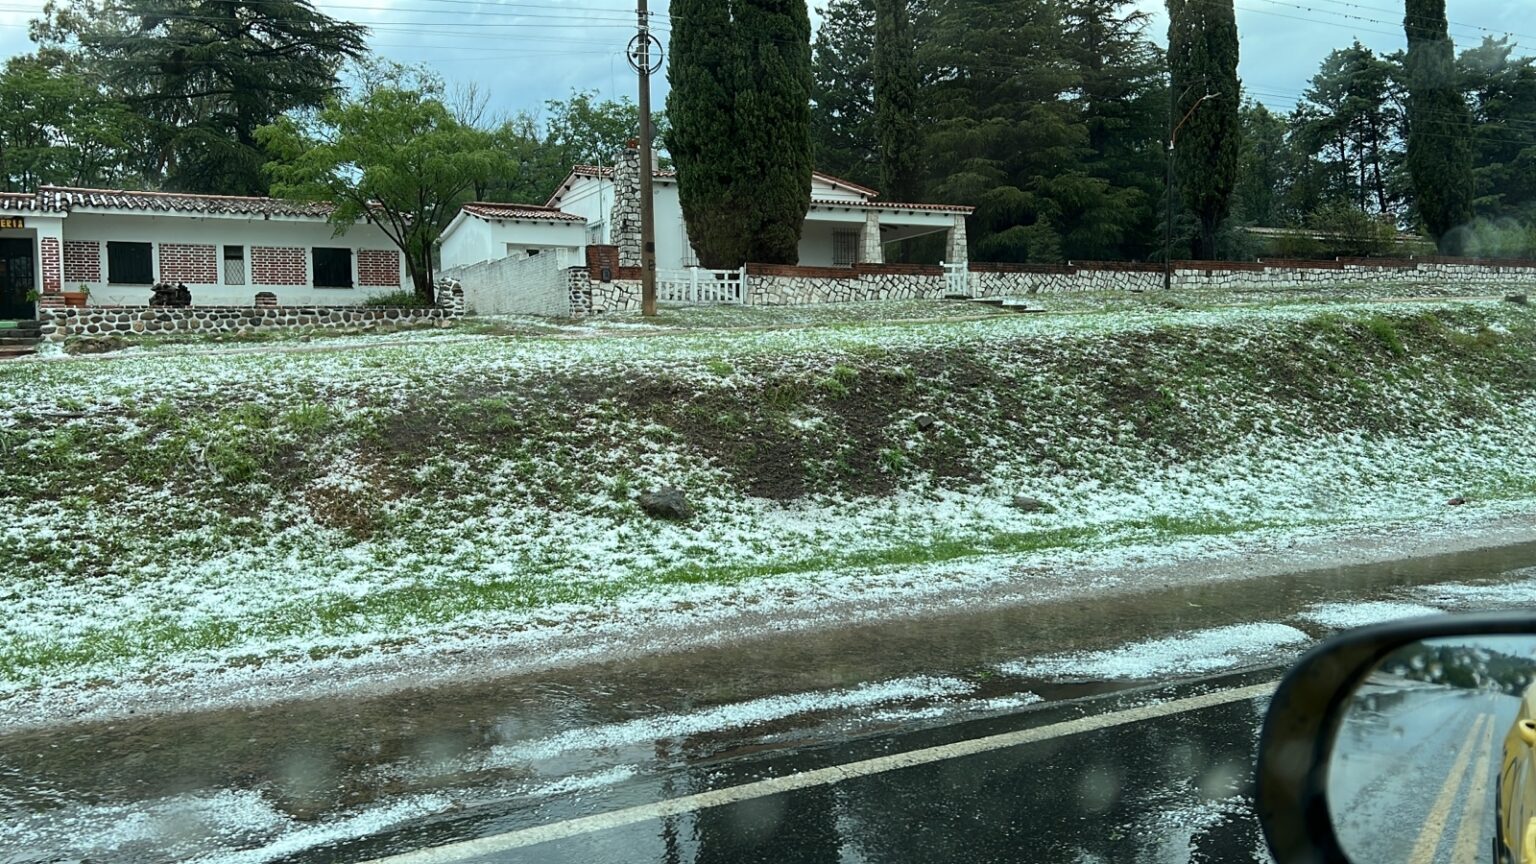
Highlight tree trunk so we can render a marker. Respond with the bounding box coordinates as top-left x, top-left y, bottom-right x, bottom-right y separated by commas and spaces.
1199, 213, 1219, 260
